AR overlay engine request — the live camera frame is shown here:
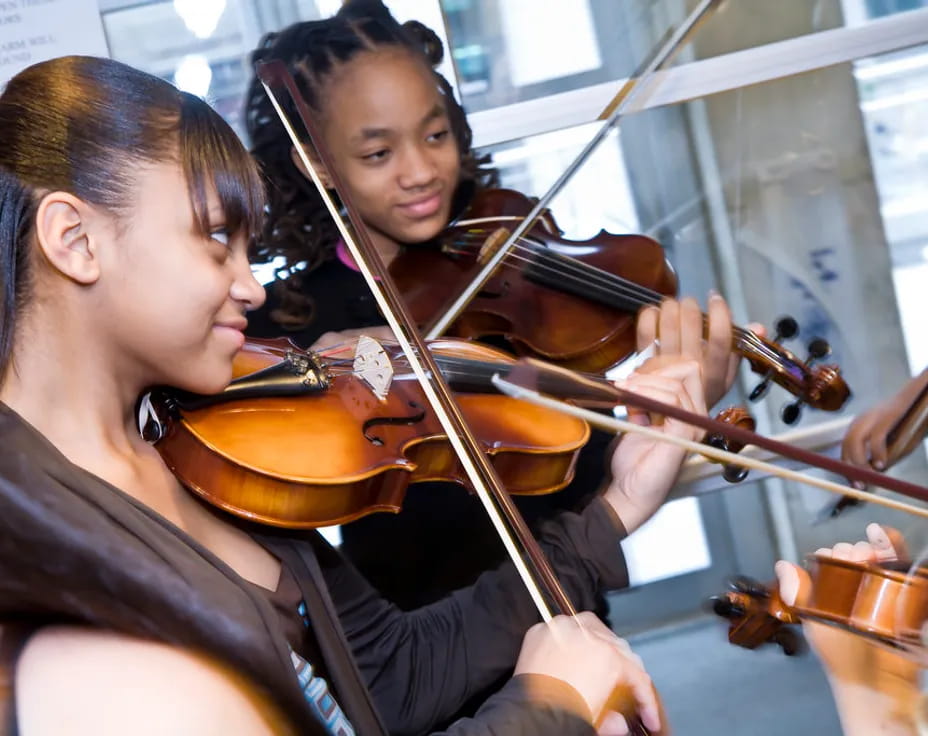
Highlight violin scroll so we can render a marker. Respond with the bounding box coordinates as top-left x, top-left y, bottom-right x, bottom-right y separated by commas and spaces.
709, 575, 804, 656
743, 315, 850, 418
704, 406, 755, 483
